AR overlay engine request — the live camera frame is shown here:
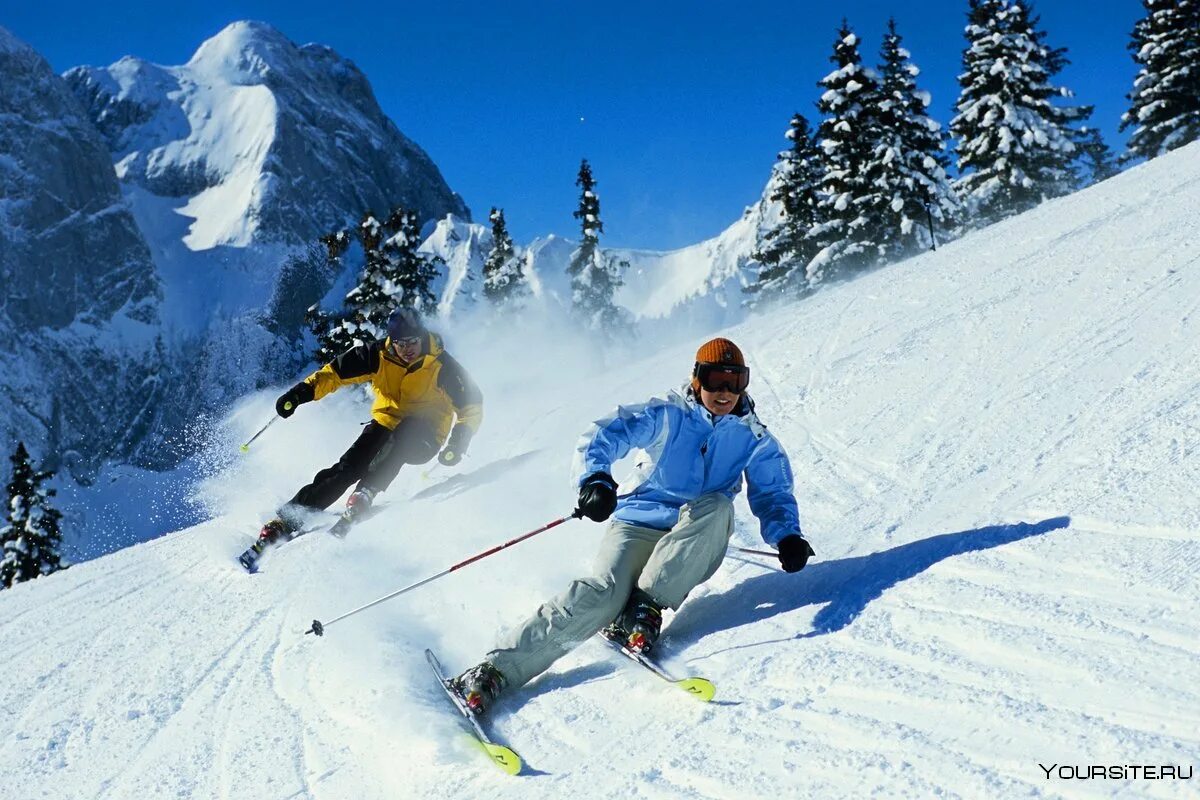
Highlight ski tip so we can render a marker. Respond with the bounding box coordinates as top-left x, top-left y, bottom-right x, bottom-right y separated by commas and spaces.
480, 741, 522, 775
675, 677, 716, 702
